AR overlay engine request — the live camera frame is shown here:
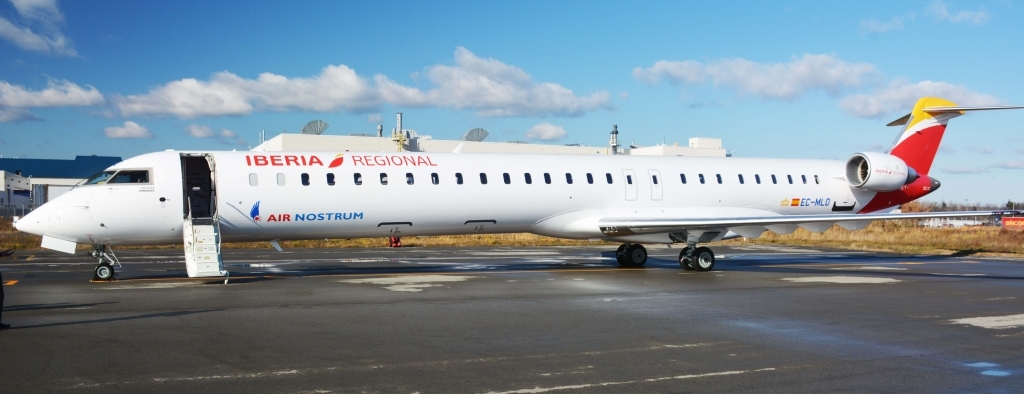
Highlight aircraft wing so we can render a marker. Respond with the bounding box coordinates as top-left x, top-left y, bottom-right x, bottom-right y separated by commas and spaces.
597, 210, 1020, 236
